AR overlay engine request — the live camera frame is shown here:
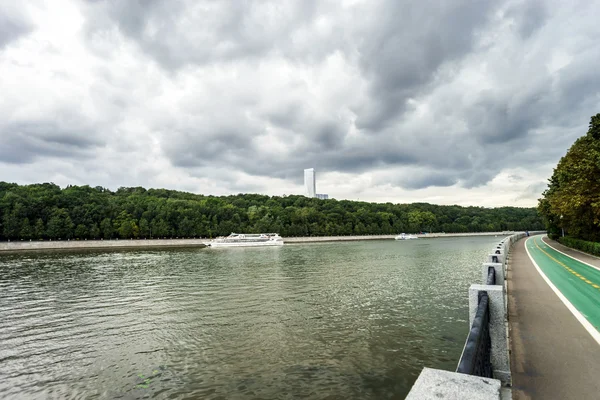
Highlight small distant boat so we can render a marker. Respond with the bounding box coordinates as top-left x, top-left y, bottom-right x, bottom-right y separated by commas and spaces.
395, 233, 419, 240
207, 233, 284, 248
